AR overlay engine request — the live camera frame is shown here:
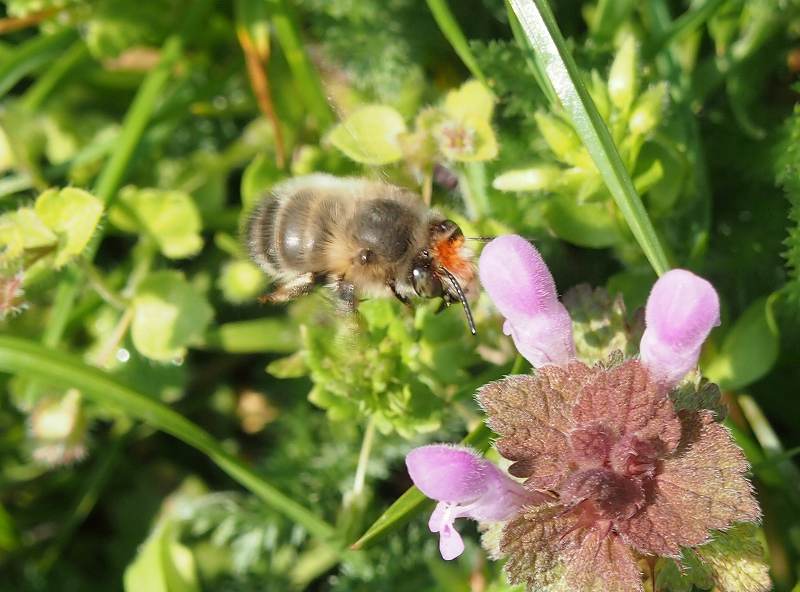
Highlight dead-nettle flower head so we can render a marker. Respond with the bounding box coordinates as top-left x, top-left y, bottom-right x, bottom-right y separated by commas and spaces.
478, 361, 759, 591
404, 237, 763, 591
406, 444, 543, 560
